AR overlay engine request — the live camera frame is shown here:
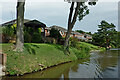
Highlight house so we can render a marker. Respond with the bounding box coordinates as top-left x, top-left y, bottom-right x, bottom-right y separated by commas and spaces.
45, 27, 51, 37
71, 31, 82, 38
24, 20, 46, 37
45, 25, 92, 41
1, 19, 46, 36
1, 19, 30, 27
86, 34, 92, 40
44, 25, 67, 37
49, 25, 67, 37
0, 19, 46, 43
